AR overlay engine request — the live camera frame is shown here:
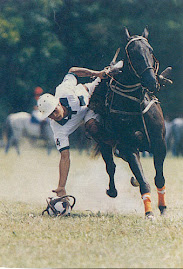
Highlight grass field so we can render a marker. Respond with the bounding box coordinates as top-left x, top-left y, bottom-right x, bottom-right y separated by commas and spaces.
0, 143, 183, 268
